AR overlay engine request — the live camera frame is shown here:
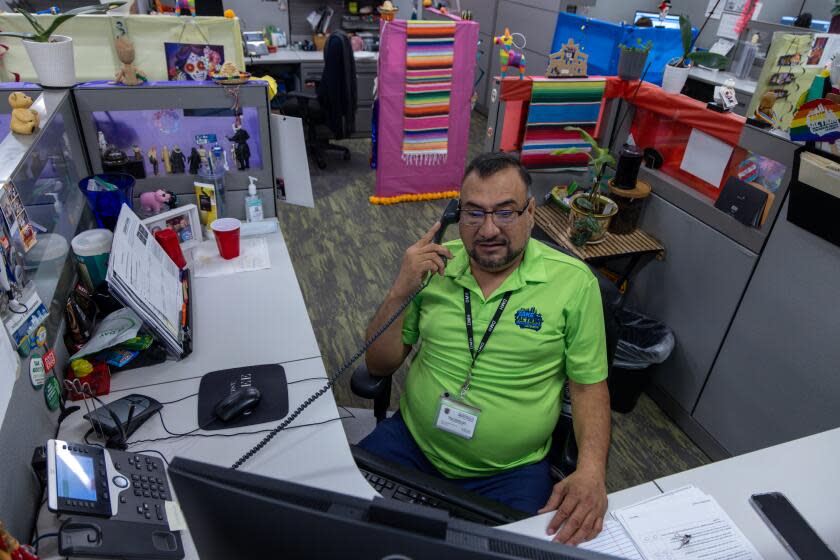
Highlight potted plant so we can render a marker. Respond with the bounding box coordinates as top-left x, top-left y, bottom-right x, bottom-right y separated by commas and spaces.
0, 3, 124, 88
662, 14, 729, 93
618, 38, 652, 81
552, 127, 618, 246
